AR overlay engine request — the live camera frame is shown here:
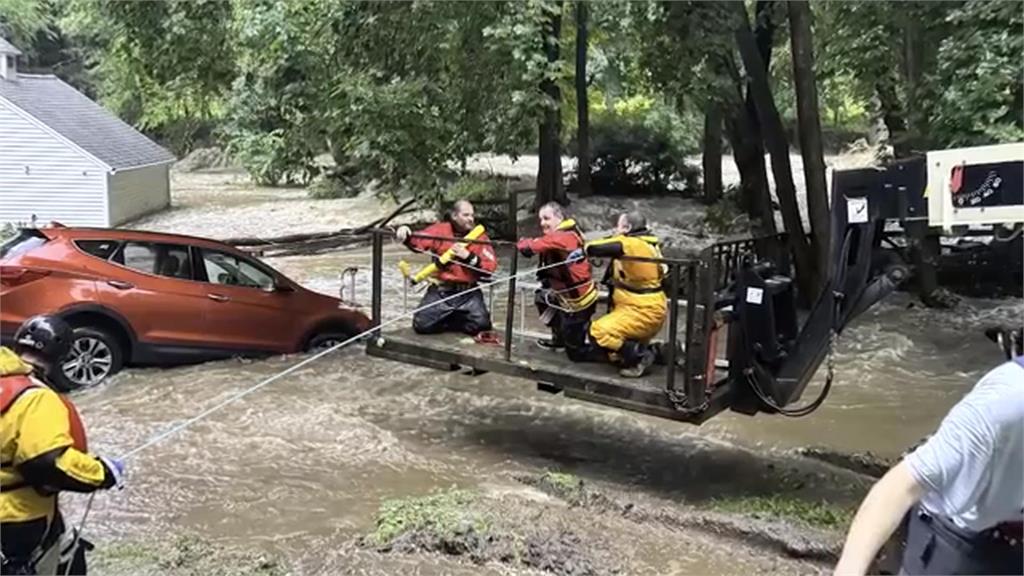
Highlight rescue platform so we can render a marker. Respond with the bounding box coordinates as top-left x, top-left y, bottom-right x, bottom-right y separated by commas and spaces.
367, 327, 731, 424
